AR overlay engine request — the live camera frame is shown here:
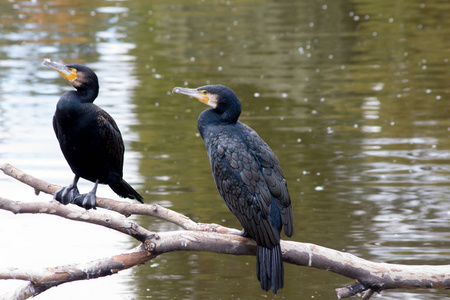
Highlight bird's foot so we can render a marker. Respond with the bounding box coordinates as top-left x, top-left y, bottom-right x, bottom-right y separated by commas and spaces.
73, 191, 97, 210
54, 185, 80, 205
